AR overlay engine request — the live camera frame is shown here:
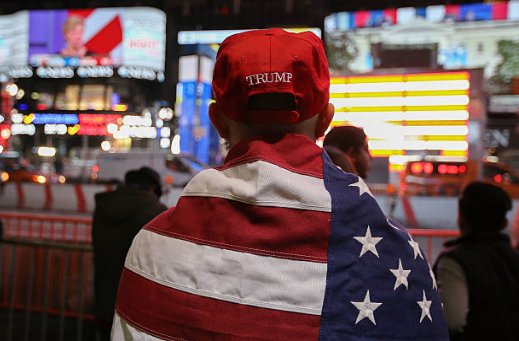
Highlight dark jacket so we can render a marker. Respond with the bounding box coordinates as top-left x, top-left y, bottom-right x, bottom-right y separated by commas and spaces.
435, 231, 519, 341
92, 187, 167, 322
